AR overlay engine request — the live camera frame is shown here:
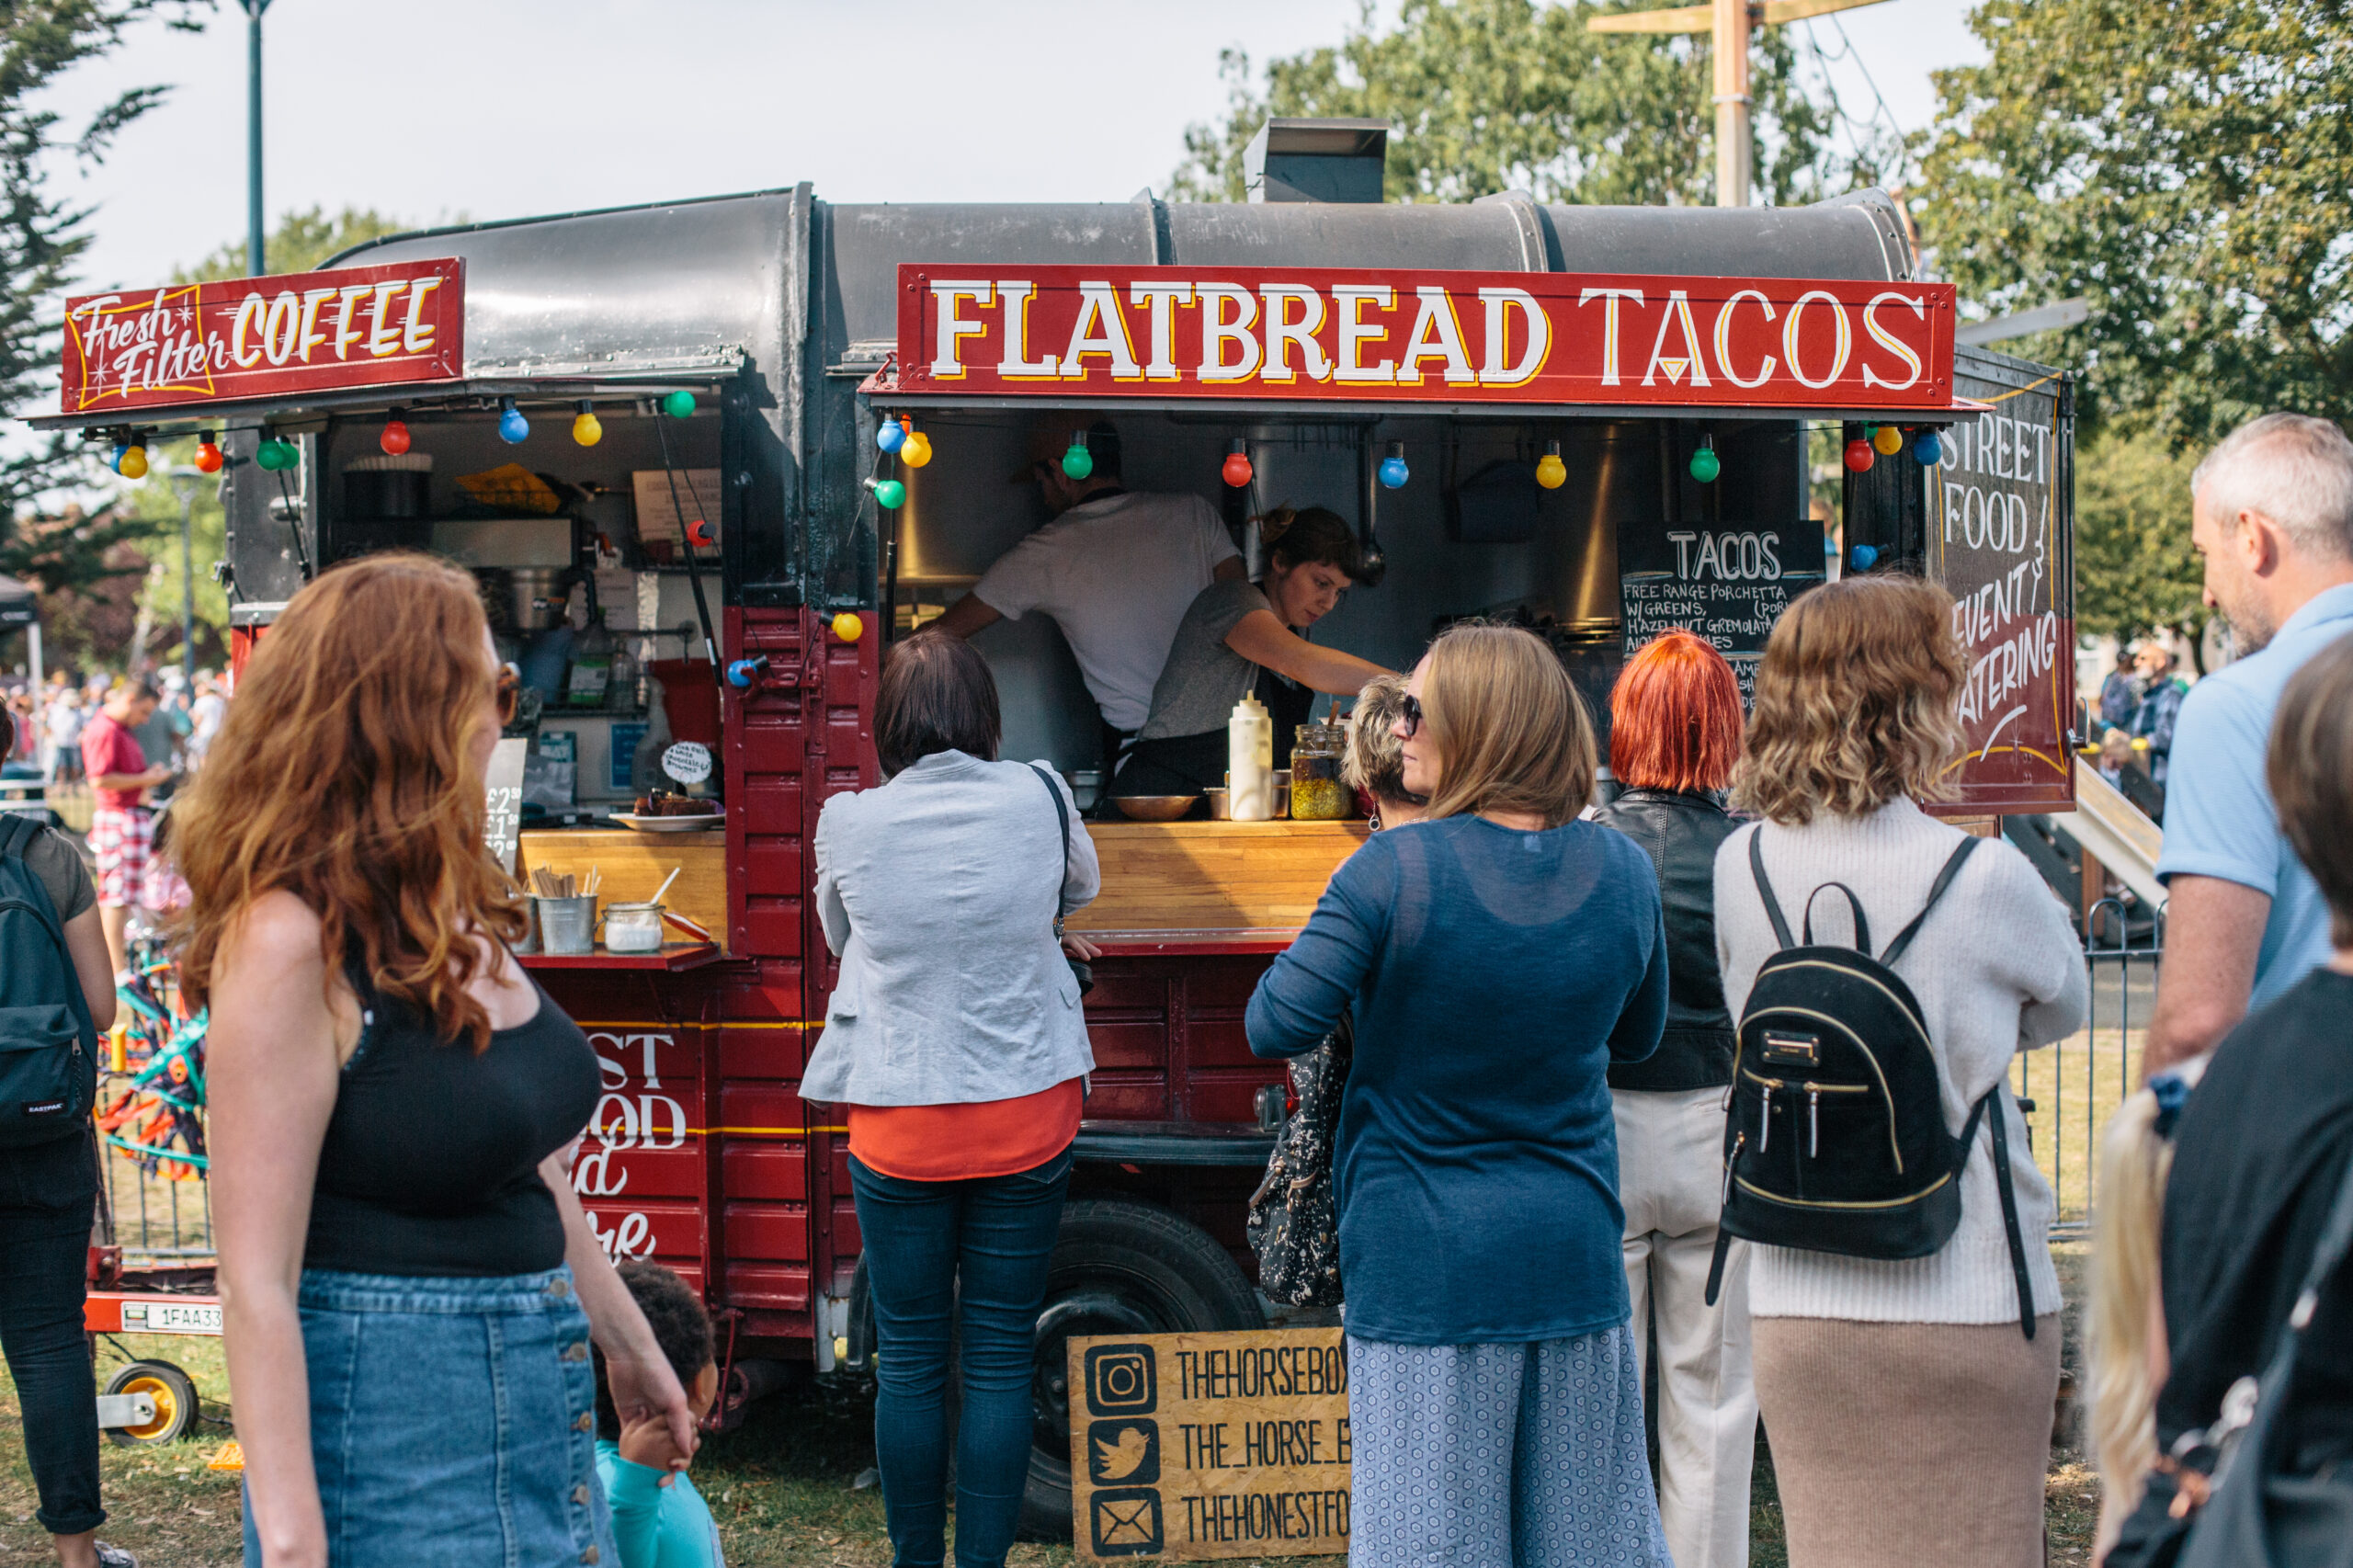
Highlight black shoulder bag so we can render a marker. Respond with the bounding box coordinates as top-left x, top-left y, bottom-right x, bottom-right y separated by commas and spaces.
1029, 765, 1094, 996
